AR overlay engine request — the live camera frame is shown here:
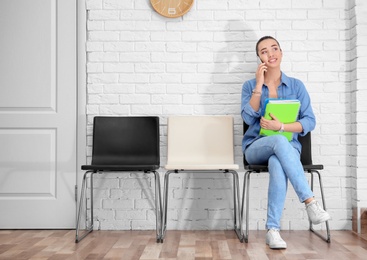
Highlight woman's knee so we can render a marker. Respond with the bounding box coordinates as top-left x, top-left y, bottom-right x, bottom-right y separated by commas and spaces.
270, 135, 290, 148
273, 134, 289, 142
